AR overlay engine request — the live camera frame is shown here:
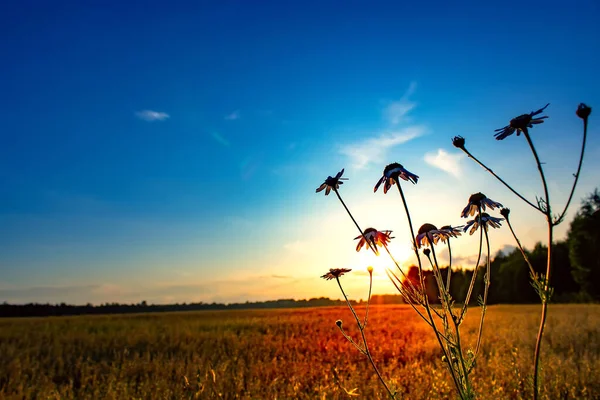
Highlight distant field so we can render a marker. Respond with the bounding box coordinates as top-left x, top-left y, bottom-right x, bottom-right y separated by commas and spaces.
1, 304, 599, 399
